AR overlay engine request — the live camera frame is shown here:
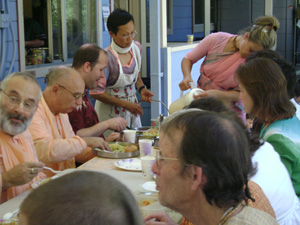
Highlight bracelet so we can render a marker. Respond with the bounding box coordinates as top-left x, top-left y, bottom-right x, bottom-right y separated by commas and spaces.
138, 85, 146, 93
